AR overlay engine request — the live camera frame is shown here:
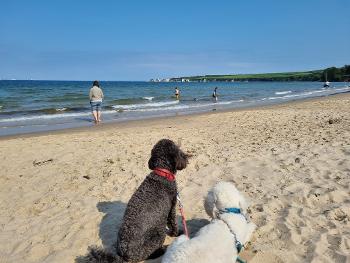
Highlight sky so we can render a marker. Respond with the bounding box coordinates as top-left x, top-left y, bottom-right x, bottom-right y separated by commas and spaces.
0, 0, 349, 81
